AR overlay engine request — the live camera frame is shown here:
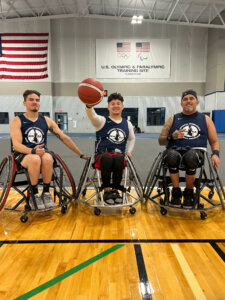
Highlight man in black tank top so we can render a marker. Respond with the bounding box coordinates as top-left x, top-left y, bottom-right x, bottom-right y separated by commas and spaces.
10, 90, 88, 210
158, 90, 220, 209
